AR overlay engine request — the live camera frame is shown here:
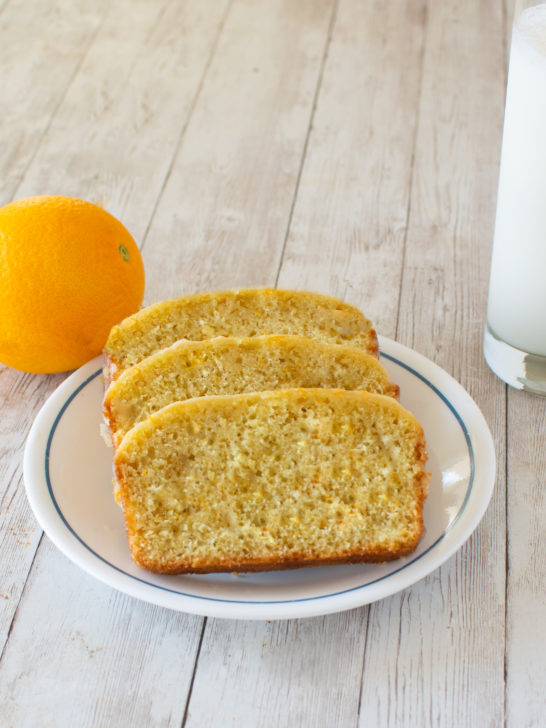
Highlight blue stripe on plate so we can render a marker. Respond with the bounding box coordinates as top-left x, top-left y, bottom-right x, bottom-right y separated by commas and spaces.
44, 356, 475, 605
